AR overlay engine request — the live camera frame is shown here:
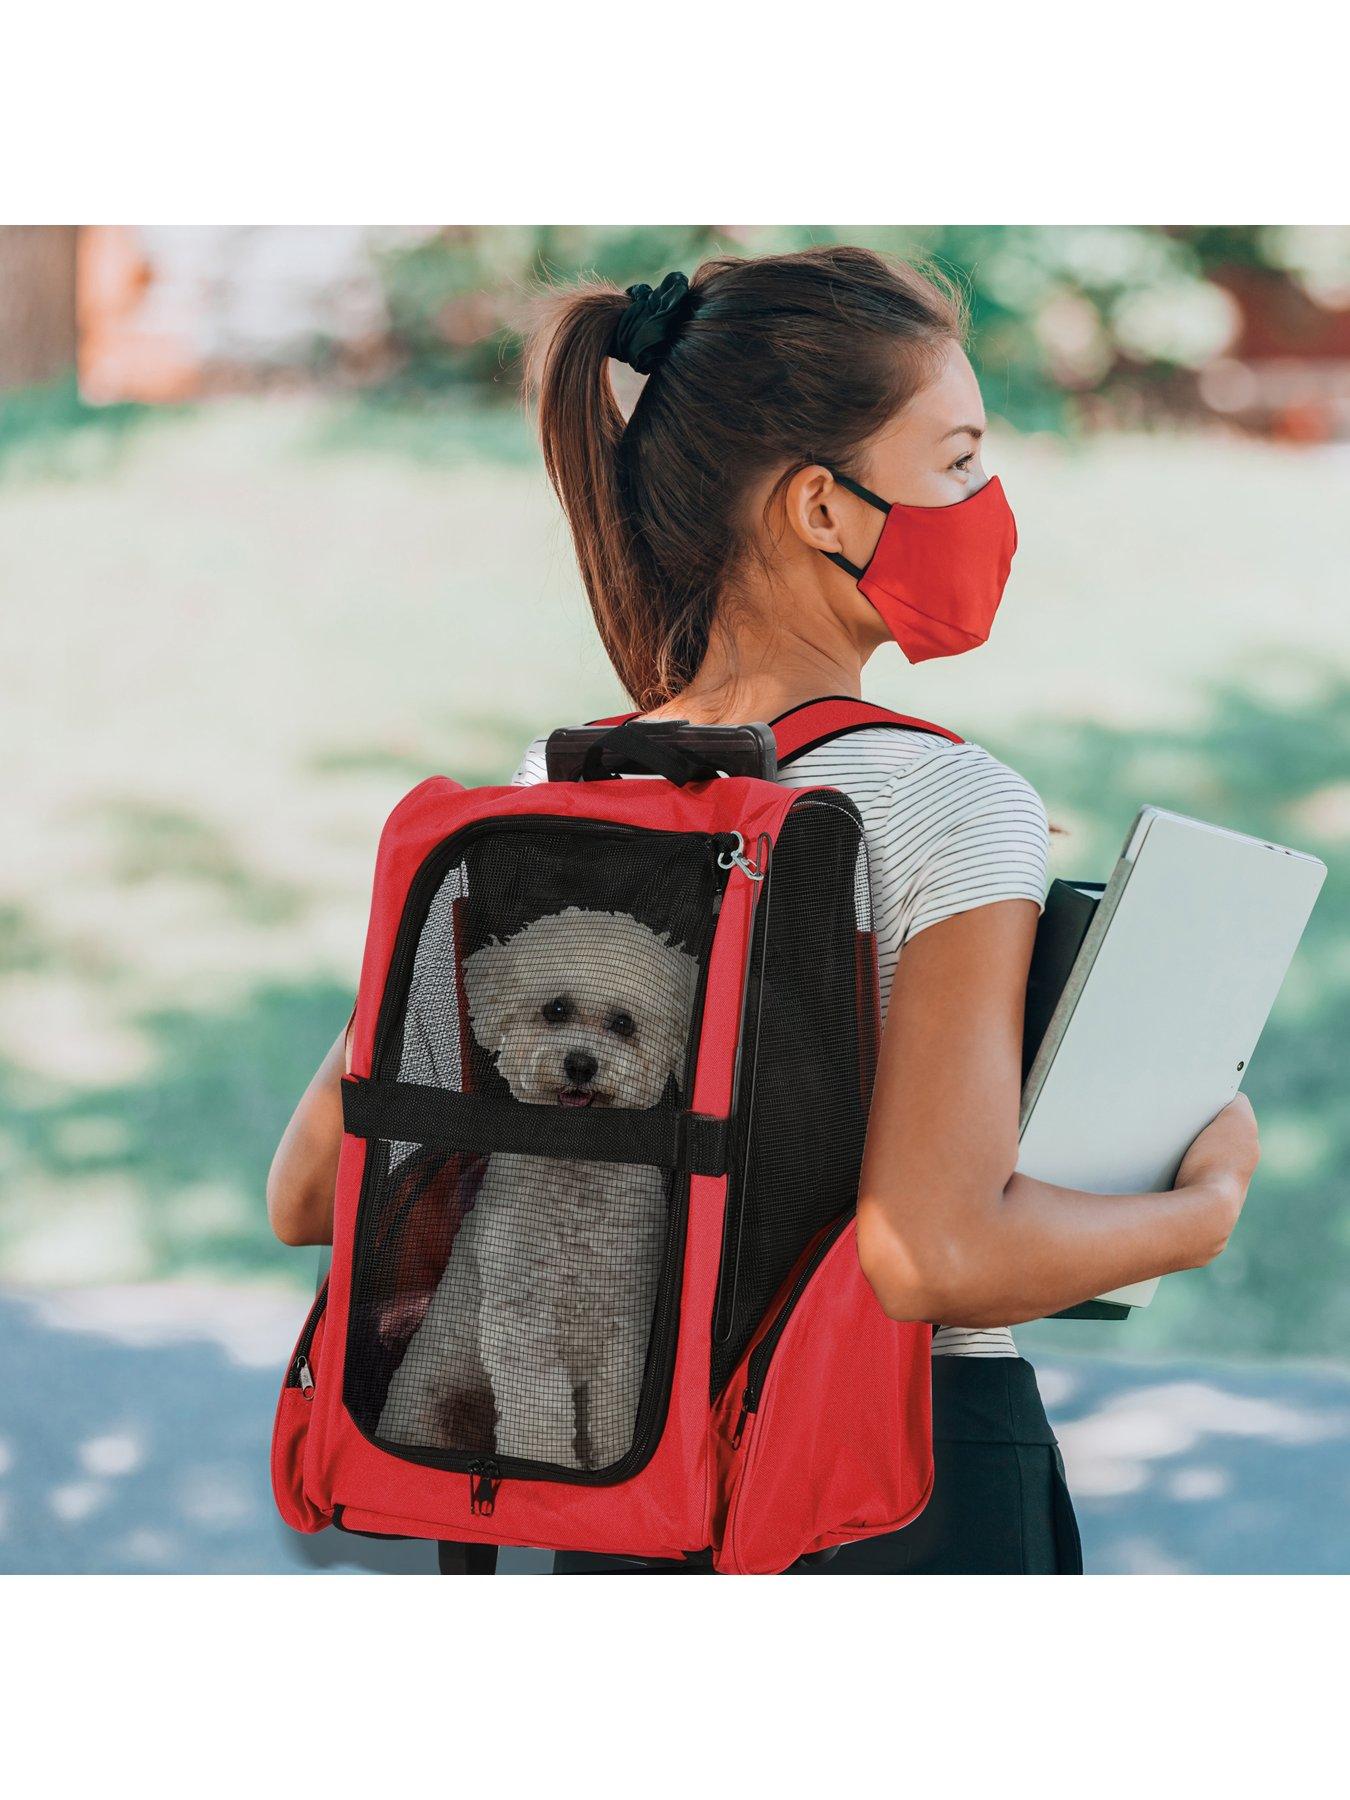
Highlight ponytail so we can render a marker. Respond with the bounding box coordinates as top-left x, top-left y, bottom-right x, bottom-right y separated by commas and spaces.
525, 286, 662, 705
525, 248, 964, 709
